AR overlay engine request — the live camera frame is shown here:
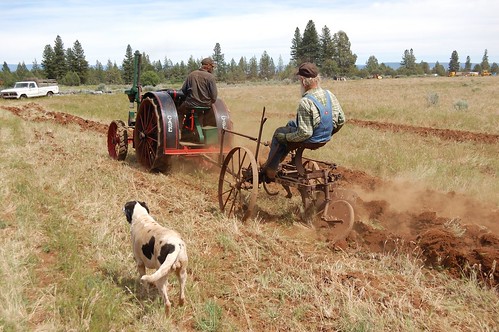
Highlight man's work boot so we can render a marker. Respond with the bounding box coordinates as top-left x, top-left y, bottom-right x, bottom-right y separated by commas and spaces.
264, 168, 277, 183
